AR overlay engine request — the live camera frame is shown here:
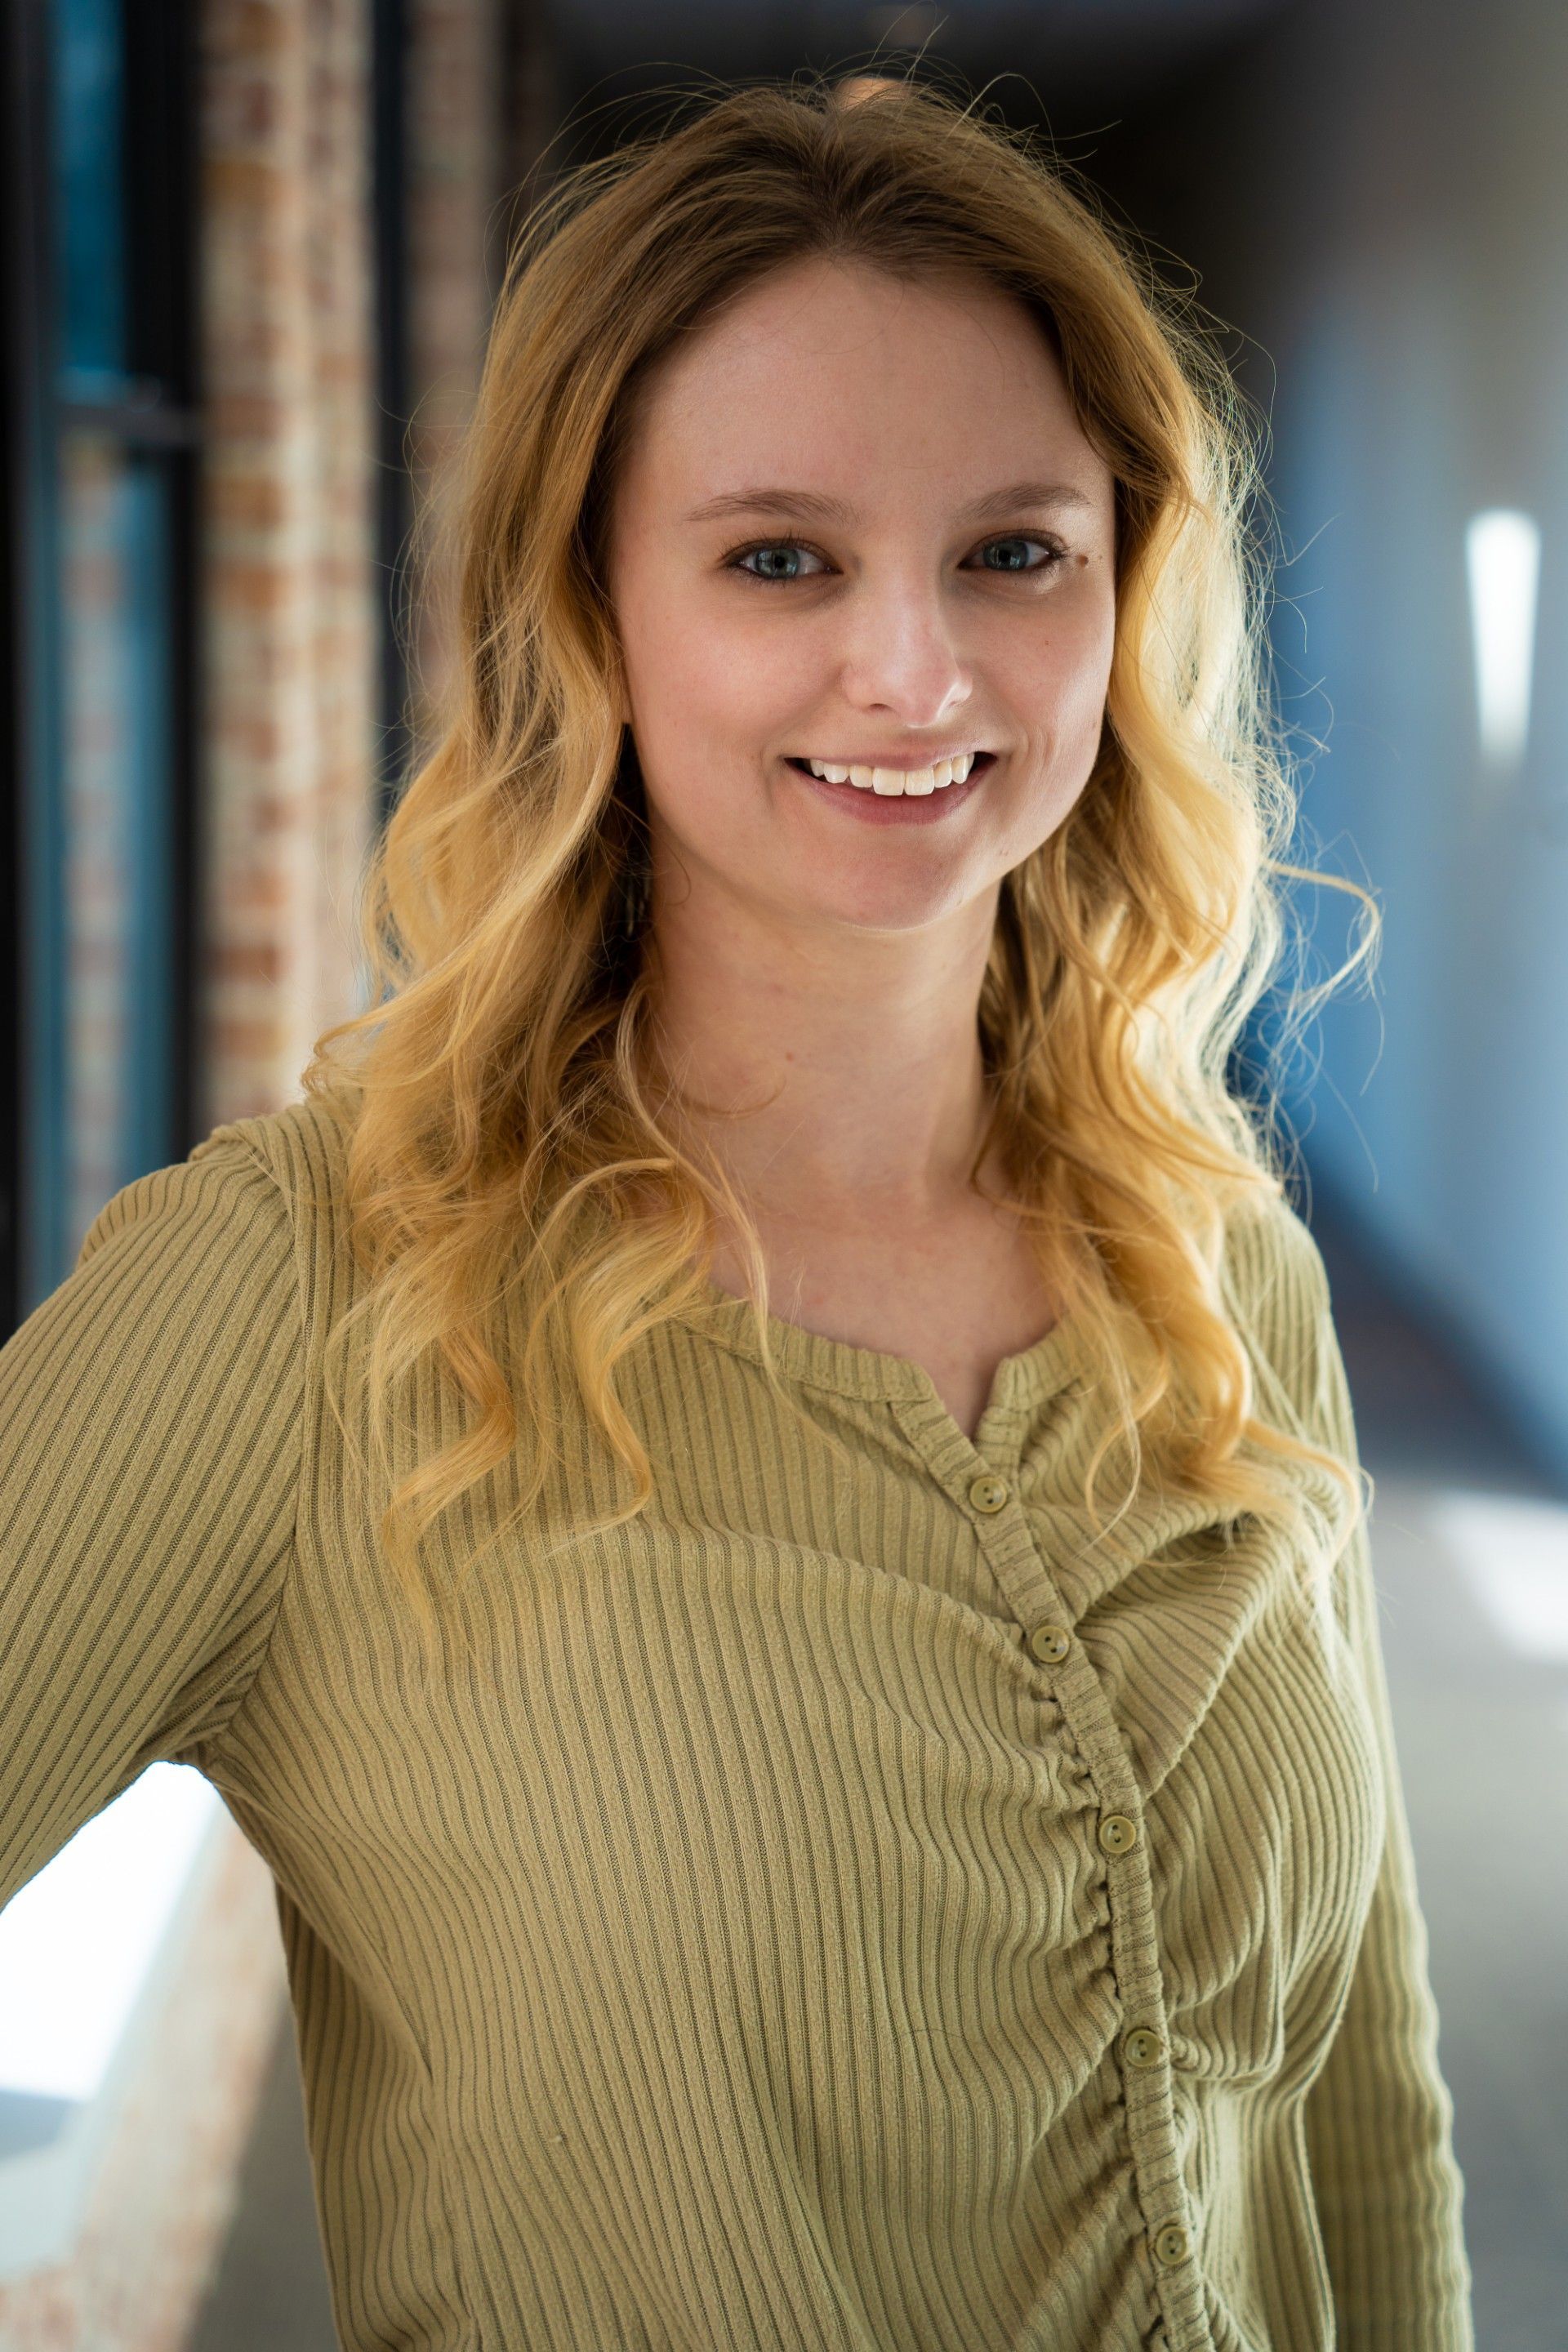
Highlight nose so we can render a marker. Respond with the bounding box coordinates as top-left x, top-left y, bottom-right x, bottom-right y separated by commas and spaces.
835, 568, 974, 728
